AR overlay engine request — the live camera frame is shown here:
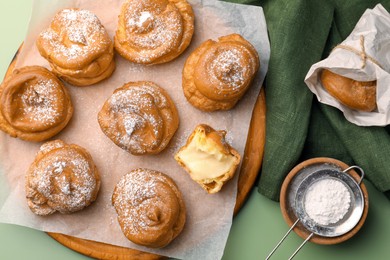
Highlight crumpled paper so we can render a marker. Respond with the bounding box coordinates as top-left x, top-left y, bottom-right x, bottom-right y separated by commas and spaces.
0, 0, 270, 259
305, 4, 390, 126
